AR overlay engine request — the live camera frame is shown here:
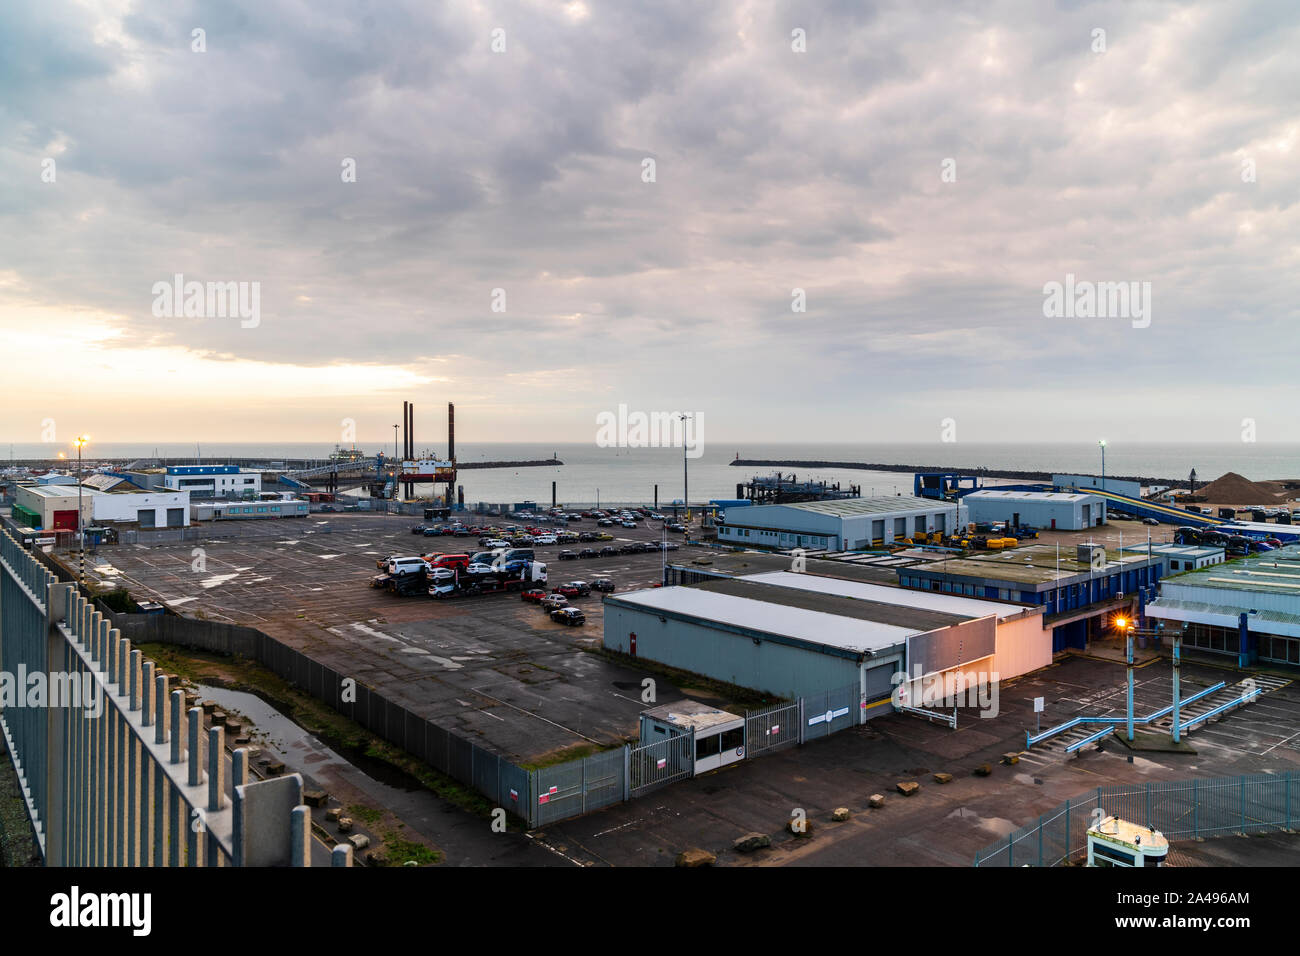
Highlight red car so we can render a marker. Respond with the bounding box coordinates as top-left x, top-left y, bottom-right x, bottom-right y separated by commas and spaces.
521, 588, 547, 603
552, 583, 583, 598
